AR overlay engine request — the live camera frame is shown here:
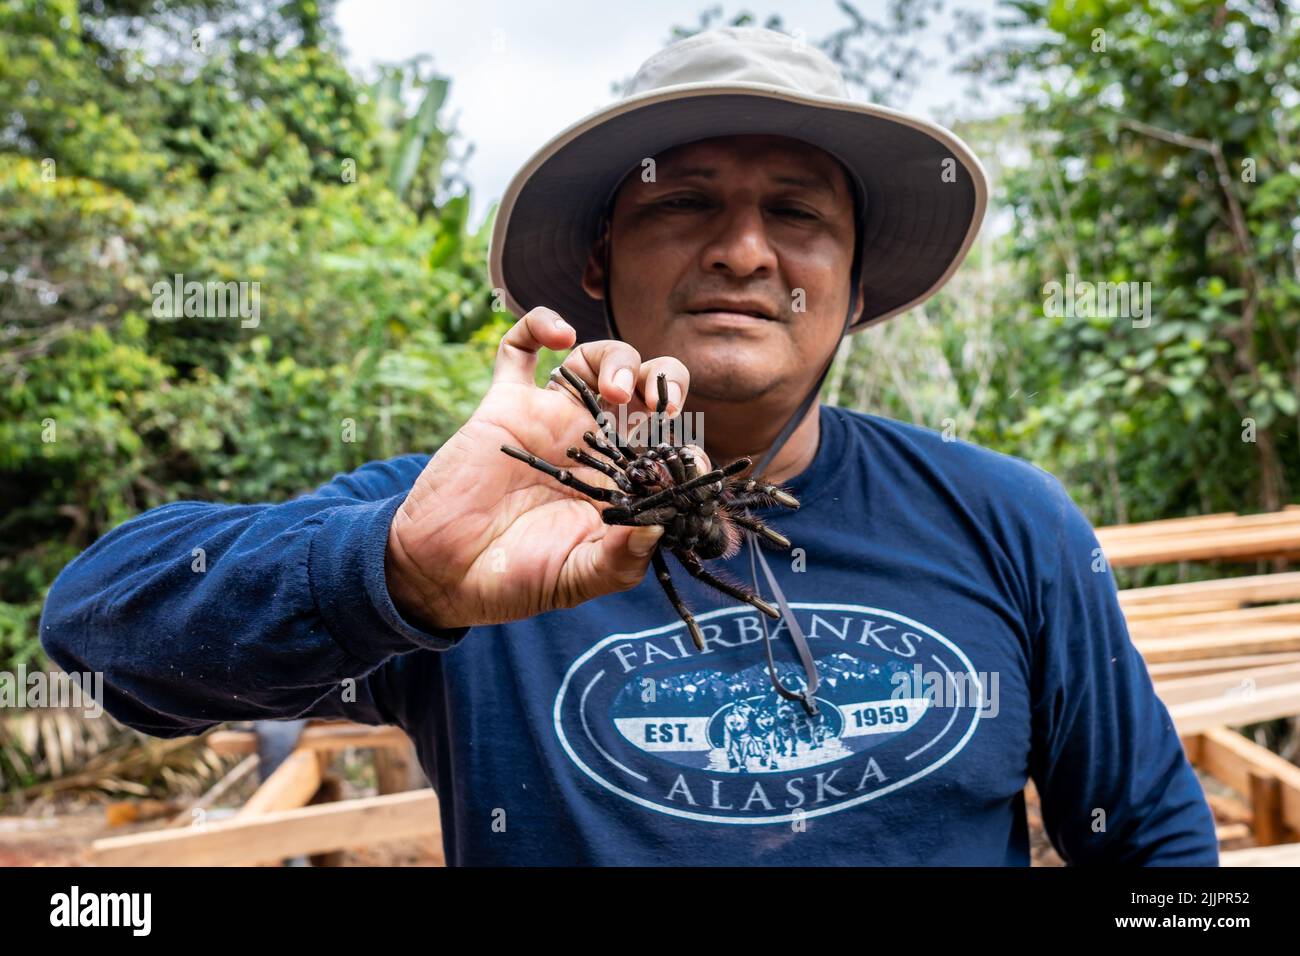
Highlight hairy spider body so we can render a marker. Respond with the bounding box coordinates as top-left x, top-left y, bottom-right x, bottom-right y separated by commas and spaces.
500, 365, 799, 650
